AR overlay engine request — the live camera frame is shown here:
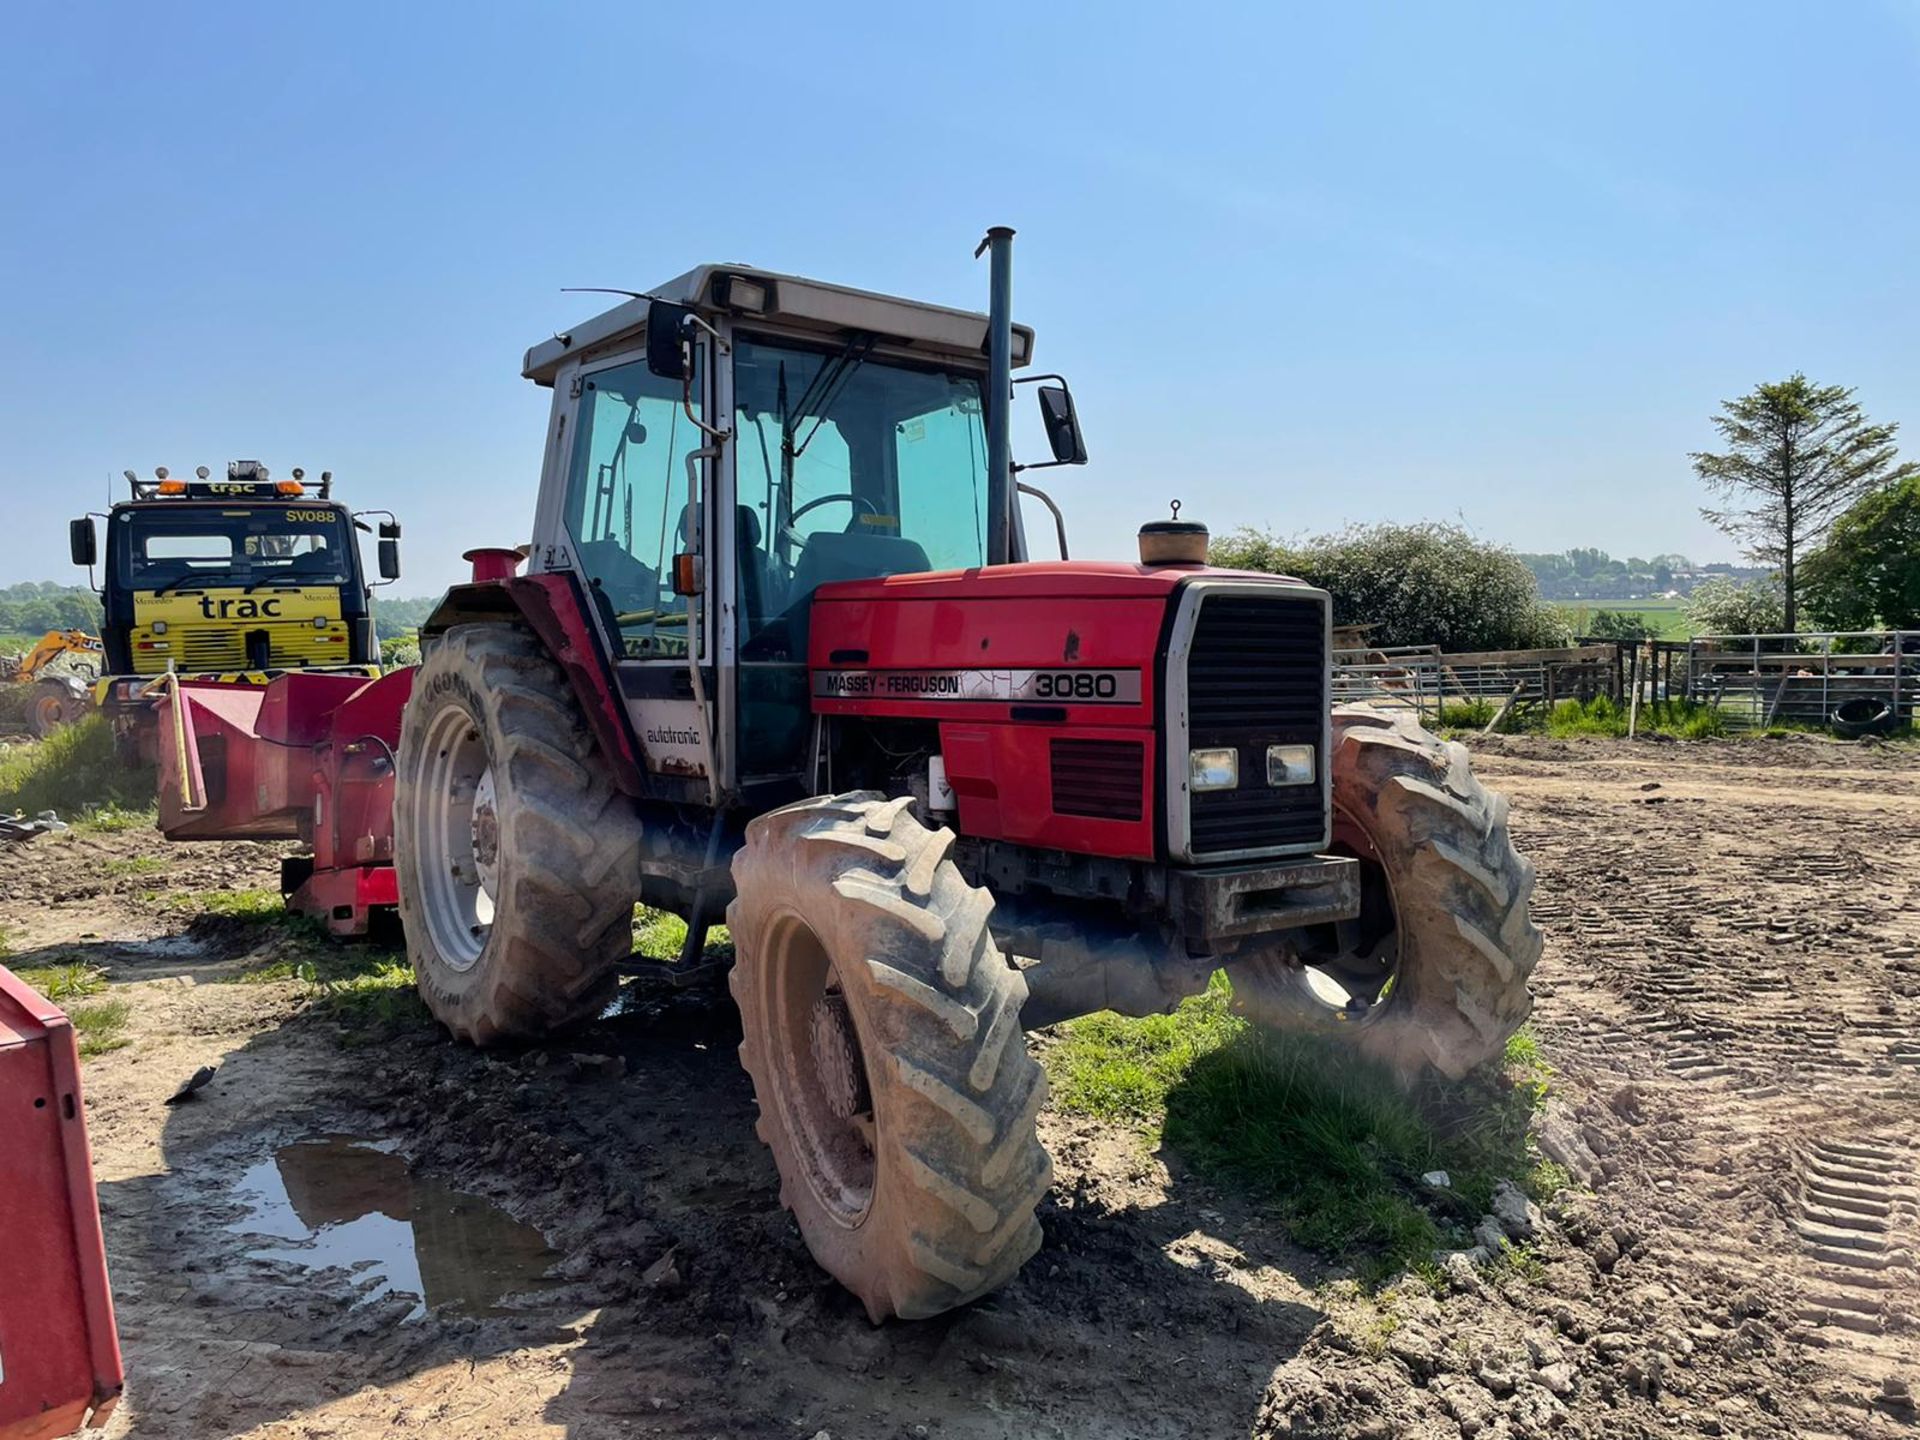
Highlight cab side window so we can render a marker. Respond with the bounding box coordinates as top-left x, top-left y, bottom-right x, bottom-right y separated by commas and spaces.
563, 357, 705, 658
